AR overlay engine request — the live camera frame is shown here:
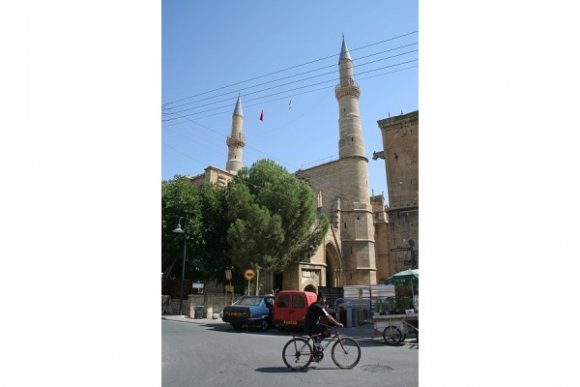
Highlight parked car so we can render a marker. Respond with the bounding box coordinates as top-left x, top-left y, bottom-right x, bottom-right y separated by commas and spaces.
272, 290, 317, 331
222, 294, 275, 331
